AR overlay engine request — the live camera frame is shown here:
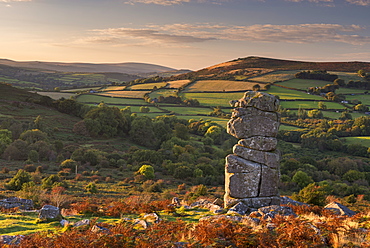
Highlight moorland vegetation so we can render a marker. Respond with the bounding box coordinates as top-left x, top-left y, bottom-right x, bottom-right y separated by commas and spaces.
1, 57, 370, 246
